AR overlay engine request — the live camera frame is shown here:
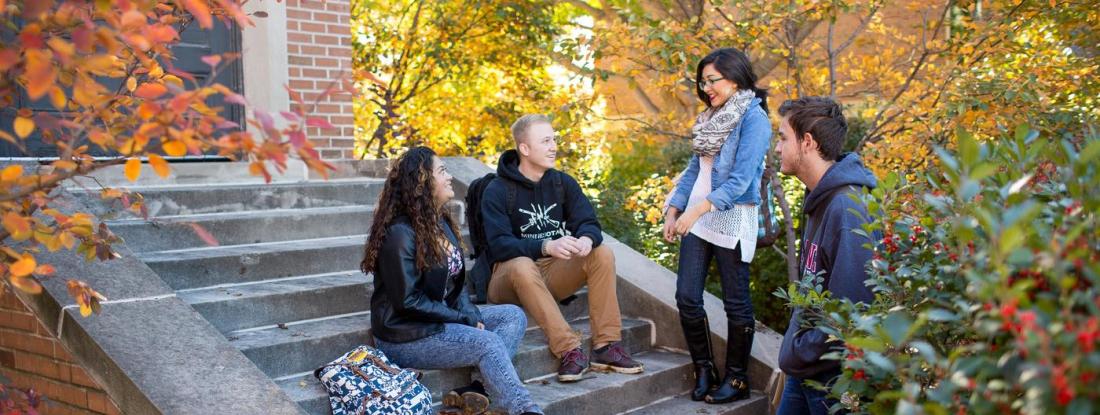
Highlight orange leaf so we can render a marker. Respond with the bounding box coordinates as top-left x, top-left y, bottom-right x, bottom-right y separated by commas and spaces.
11, 275, 42, 295
134, 83, 167, 100
120, 9, 145, 29
162, 140, 187, 157
2, 212, 32, 241
124, 158, 141, 182
10, 254, 36, 277
1, 164, 23, 181
83, 55, 118, 76
49, 86, 67, 110
67, 280, 107, 317
148, 154, 170, 178
34, 264, 56, 276
179, 0, 213, 29
137, 102, 160, 120
14, 116, 34, 138
46, 37, 74, 62
23, 48, 56, 100
52, 160, 77, 171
